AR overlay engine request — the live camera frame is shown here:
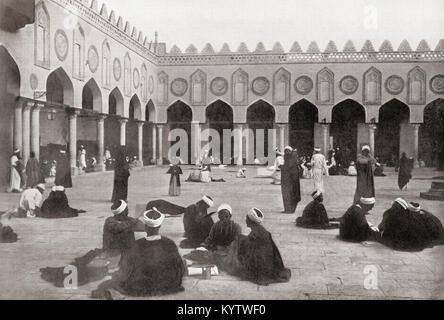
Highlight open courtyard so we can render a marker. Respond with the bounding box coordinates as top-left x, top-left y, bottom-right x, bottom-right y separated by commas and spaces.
0, 166, 443, 300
